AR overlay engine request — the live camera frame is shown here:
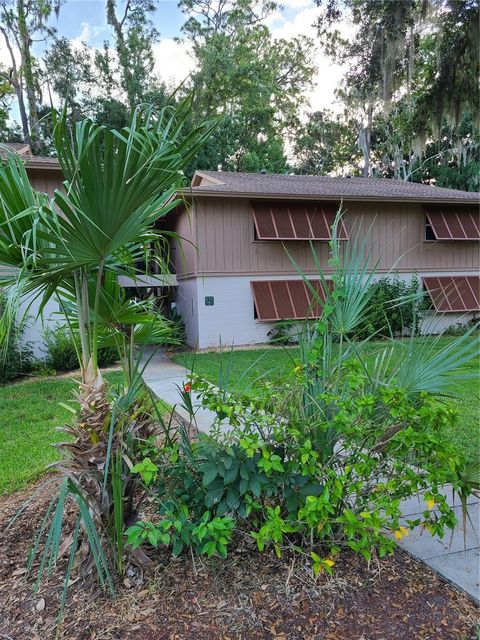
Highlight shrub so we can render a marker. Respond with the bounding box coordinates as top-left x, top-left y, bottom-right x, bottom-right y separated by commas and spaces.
126, 369, 466, 567
267, 320, 296, 345
0, 295, 35, 383
43, 325, 118, 372
353, 274, 427, 339
442, 318, 479, 336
